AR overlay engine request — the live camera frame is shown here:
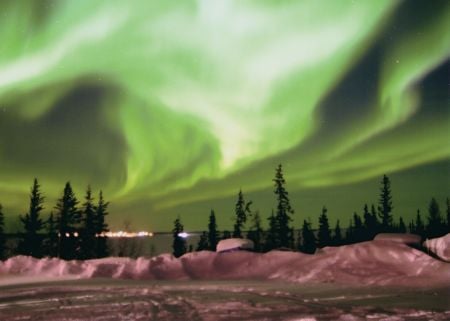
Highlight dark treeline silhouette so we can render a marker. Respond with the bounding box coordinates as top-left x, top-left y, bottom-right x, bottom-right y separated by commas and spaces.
173, 165, 449, 256
0, 179, 110, 260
